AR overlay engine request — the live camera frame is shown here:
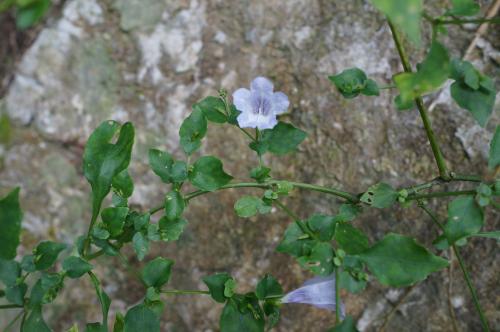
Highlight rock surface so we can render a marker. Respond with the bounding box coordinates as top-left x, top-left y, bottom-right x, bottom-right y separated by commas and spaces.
0, 0, 499, 331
